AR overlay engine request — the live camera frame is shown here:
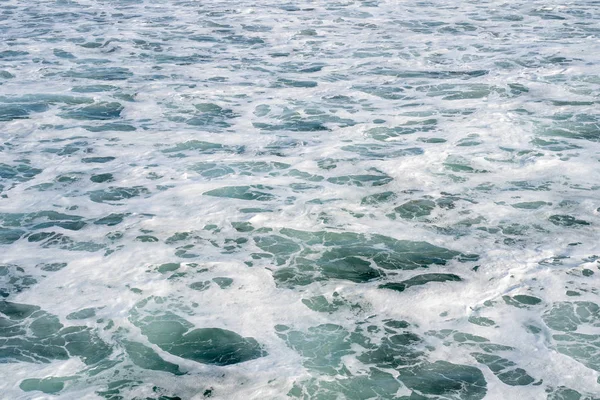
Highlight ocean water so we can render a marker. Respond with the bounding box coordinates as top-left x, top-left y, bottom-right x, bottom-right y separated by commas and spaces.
1, 0, 600, 398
